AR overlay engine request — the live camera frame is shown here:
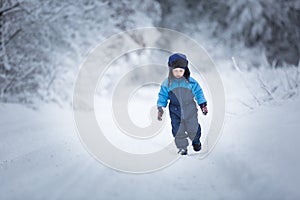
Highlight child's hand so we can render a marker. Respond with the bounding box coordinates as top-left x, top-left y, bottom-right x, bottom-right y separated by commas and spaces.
157, 107, 164, 121
201, 106, 208, 115
199, 102, 208, 115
